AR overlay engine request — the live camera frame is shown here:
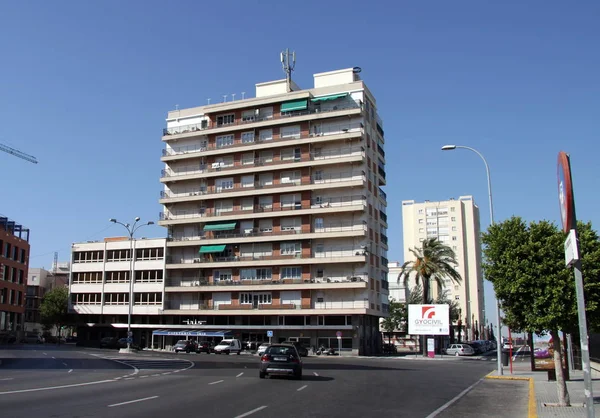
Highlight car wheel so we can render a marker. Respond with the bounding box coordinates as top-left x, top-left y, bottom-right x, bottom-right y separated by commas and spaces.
455, 351, 459, 356
294, 372, 302, 380
225, 350, 230, 355
237, 351, 240, 355
259, 372, 266, 379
